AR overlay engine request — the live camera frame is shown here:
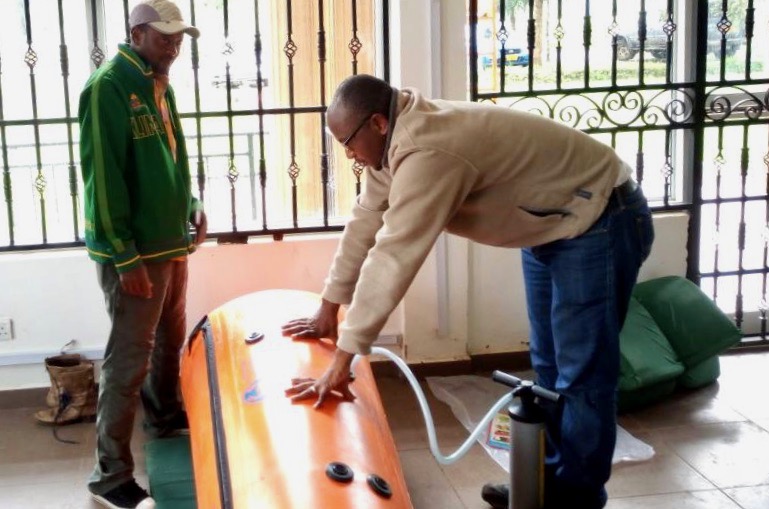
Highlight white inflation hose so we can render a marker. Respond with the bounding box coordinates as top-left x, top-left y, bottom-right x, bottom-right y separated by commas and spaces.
354, 346, 514, 465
